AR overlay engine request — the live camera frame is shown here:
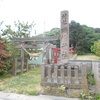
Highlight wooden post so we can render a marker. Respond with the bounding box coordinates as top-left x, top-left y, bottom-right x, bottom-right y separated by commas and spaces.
21, 42, 24, 73
12, 58, 17, 75
26, 58, 28, 72
41, 63, 46, 85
